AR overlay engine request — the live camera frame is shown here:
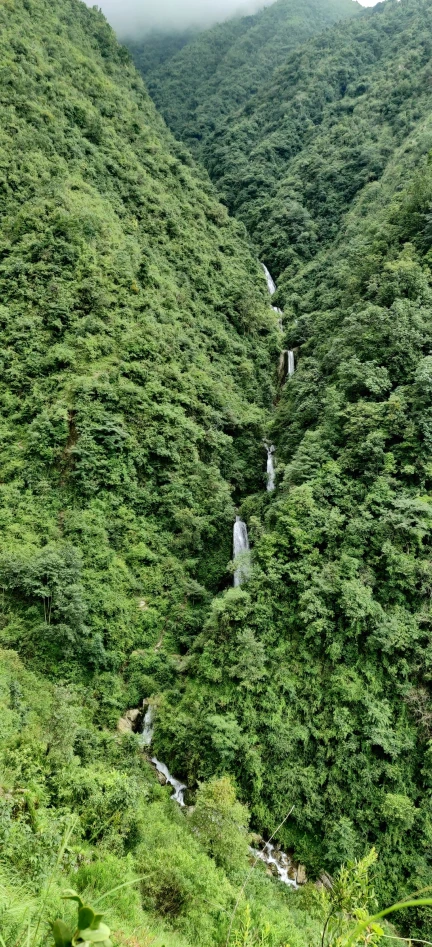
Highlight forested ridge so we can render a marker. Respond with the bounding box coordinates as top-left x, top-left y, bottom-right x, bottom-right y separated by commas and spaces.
0, 0, 311, 943
130, 0, 359, 153
139, 0, 432, 290
139, 0, 432, 937
3, 0, 432, 944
